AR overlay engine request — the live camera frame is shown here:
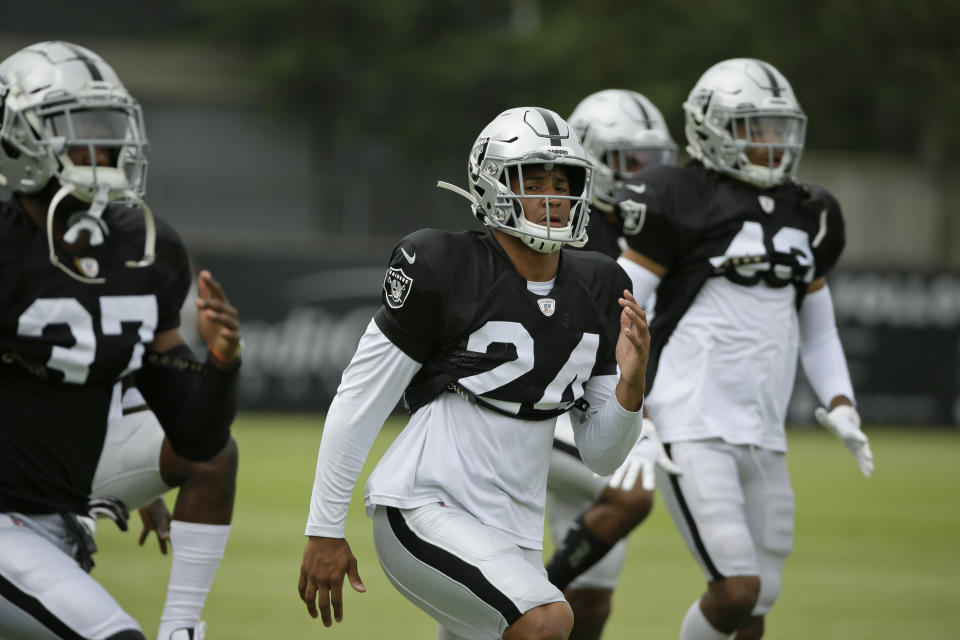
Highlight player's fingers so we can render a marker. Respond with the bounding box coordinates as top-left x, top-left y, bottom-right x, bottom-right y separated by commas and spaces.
200, 270, 230, 303
317, 580, 333, 627
347, 560, 366, 593
217, 328, 241, 343
196, 299, 238, 320
138, 527, 148, 546
659, 455, 683, 476
813, 407, 831, 429
608, 464, 626, 489
641, 462, 655, 492
330, 574, 345, 623
300, 576, 319, 620
621, 305, 647, 328
859, 442, 874, 477
203, 309, 240, 330
620, 460, 639, 492
347, 558, 367, 593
